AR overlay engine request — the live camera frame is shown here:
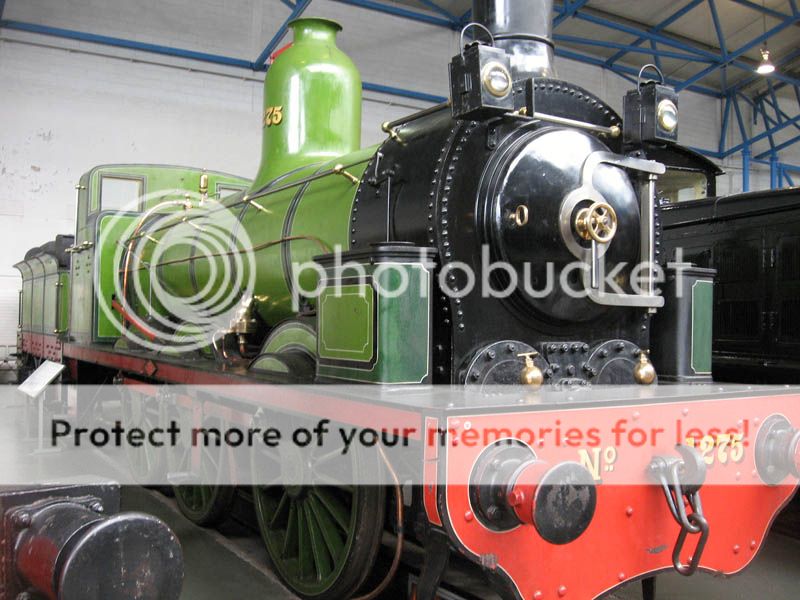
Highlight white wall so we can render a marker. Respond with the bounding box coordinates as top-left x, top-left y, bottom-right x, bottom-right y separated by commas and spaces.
1, 0, 797, 346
